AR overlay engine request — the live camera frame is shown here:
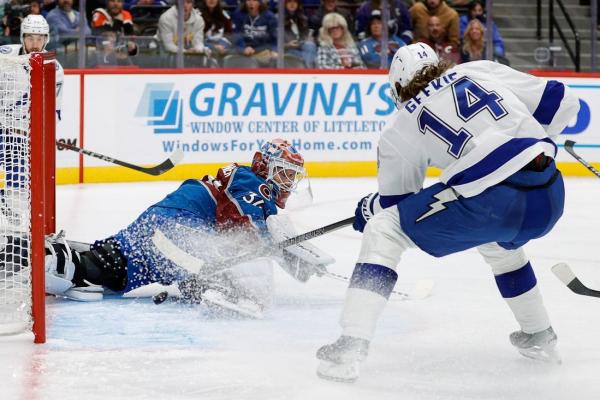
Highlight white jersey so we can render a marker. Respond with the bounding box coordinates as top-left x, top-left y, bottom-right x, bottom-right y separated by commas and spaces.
0, 44, 64, 119
378, 60, 580, 200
